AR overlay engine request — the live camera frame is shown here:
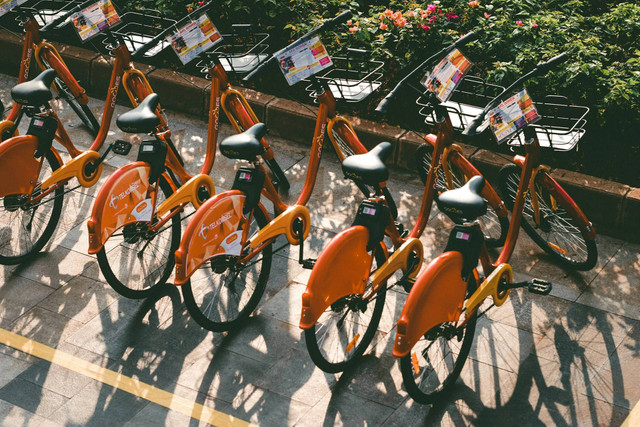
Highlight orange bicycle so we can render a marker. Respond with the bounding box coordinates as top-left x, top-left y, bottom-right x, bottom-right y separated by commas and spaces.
0, 0, 175, 264
86, 8, 291, 298
170, 11, 399, 331
393, 53, 597, 403
0, 0, 100, 139
299, 34, 510, 373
